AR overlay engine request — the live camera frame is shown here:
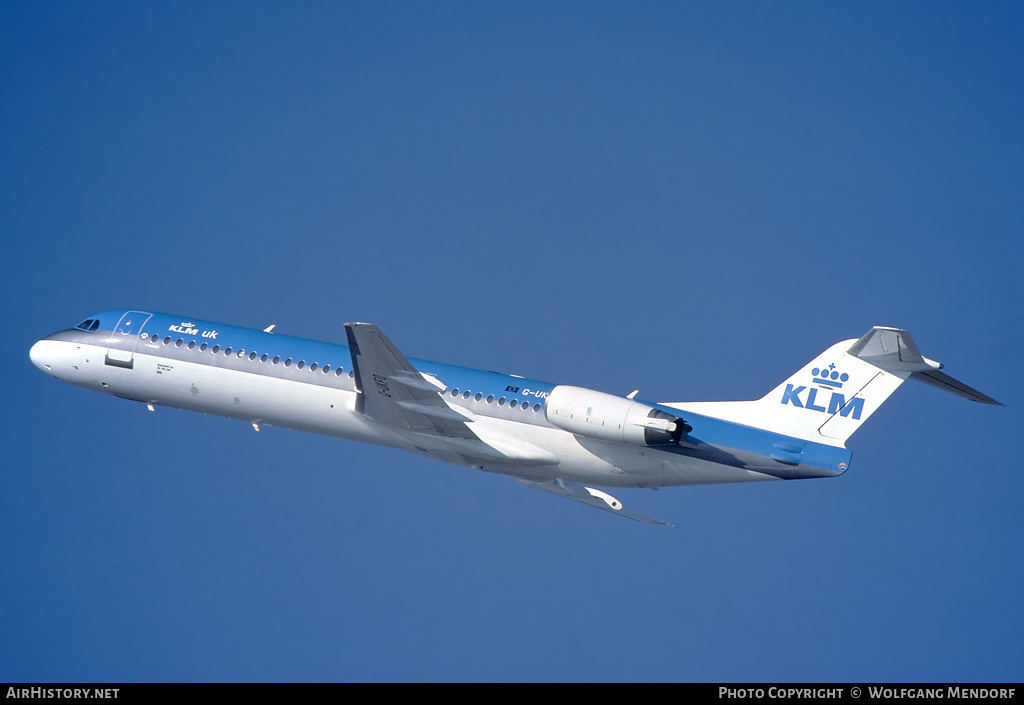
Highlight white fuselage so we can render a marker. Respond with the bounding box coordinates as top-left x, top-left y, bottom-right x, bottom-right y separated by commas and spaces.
30, 318, 801, 490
